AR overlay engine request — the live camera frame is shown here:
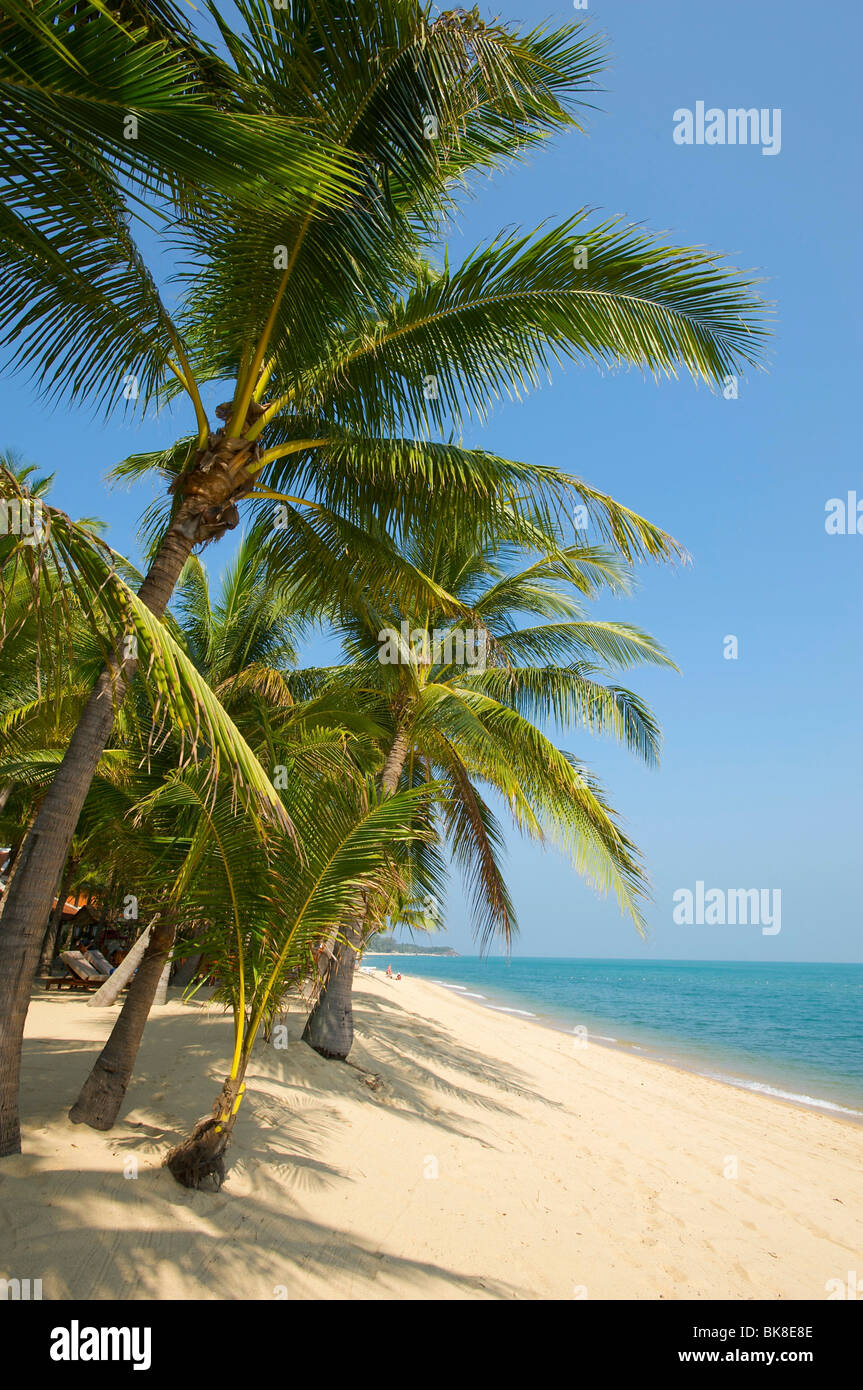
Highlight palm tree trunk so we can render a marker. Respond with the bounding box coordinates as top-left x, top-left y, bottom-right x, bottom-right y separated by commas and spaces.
0, 514, 196, 1156
37, 857, 77, 977
87, 918, 157, 1008
302, 716, 412, 1061
165, 1069, 247, 1191
171, 951, 202, 991
69, 919, 177, 1131
152, 957, 172, 1006
0, 805, 39, 913
301, 915, 365, 1058
379, 720, 412, 798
